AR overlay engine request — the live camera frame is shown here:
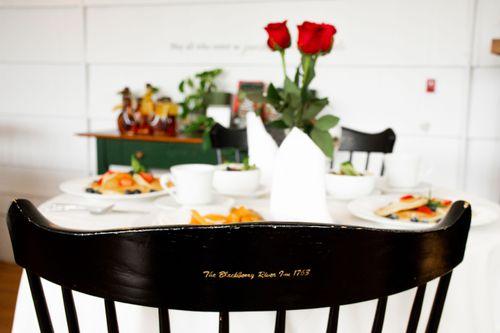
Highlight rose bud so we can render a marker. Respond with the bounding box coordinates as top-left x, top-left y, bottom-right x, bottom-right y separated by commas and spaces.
265, 21, 291, 51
